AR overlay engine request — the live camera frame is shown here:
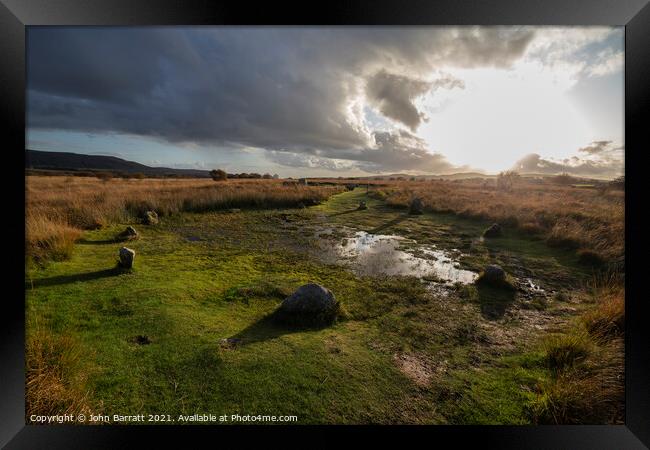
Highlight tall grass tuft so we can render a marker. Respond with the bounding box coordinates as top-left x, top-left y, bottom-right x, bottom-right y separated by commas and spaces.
26, 323, 95, 419
543, 331, 592, 372
530, 277, 625, 424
